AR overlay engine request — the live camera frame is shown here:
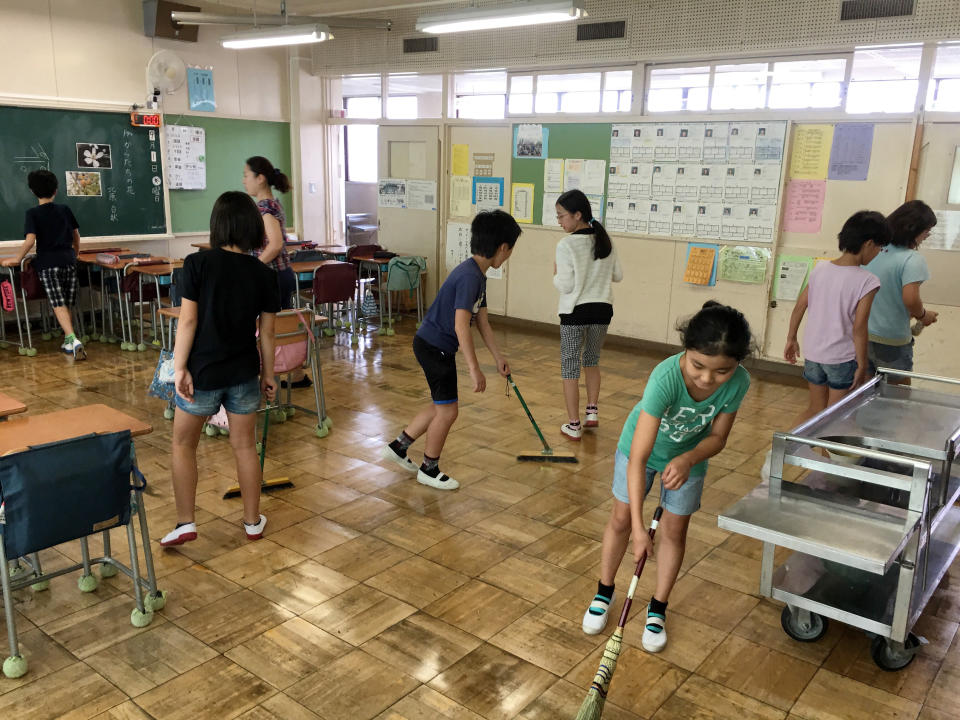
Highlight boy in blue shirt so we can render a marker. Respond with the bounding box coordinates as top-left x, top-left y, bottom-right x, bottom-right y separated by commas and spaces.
11, 170, 85, 359
380, 210, 521, 490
